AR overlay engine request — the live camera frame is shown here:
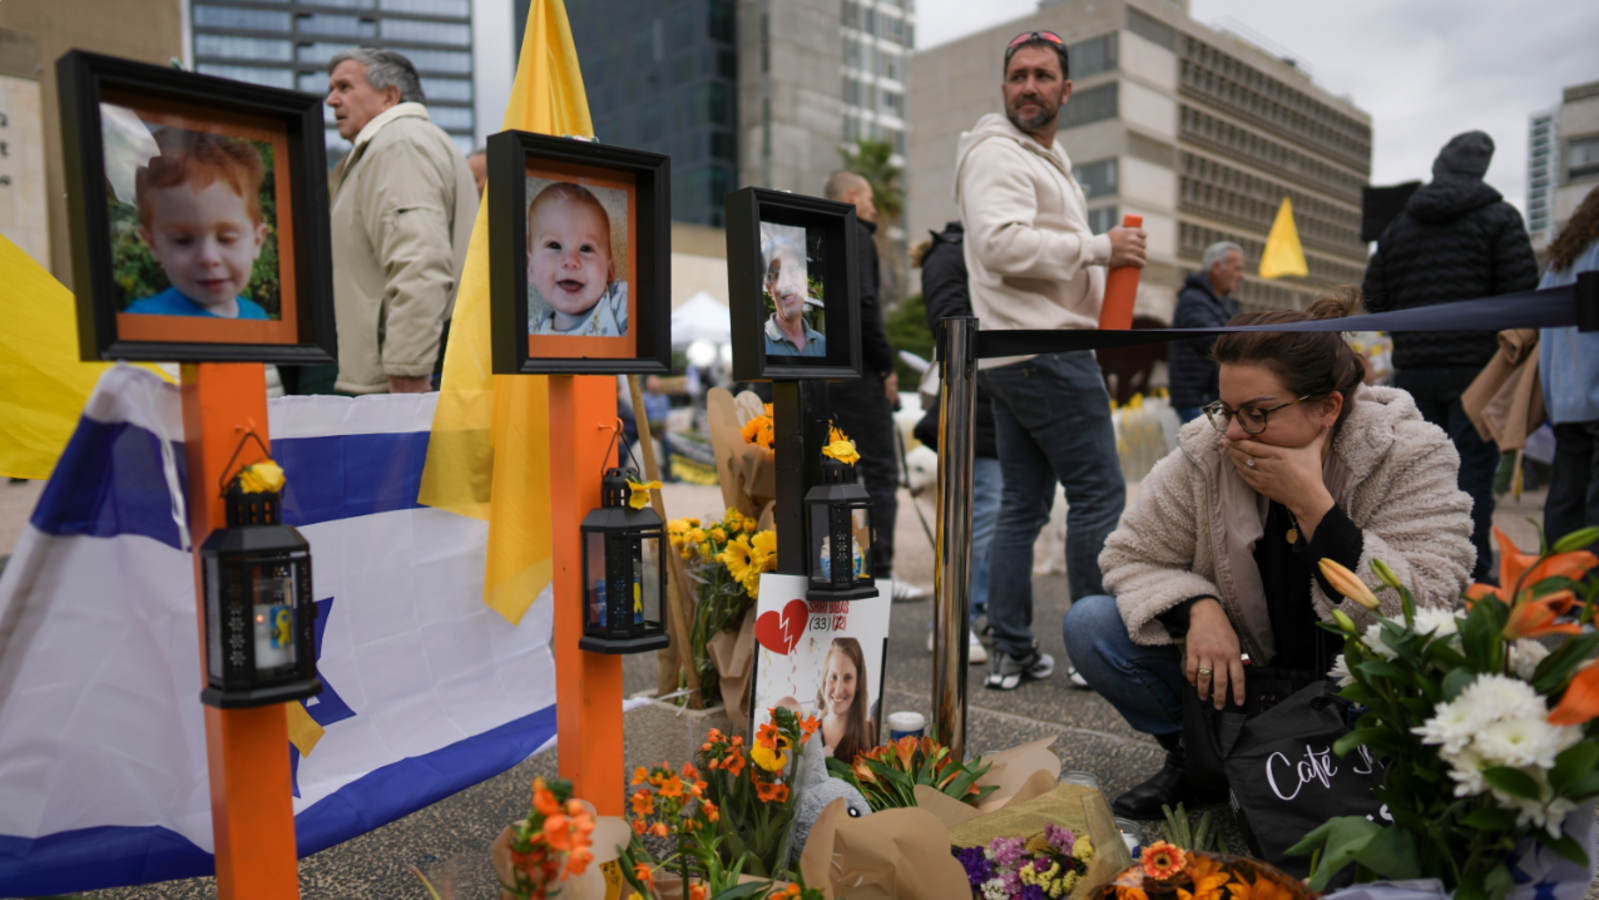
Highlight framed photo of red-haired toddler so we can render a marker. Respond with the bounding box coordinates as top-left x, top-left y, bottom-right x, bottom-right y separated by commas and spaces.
486, 130, 671, 375
57, 50, 336, 363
